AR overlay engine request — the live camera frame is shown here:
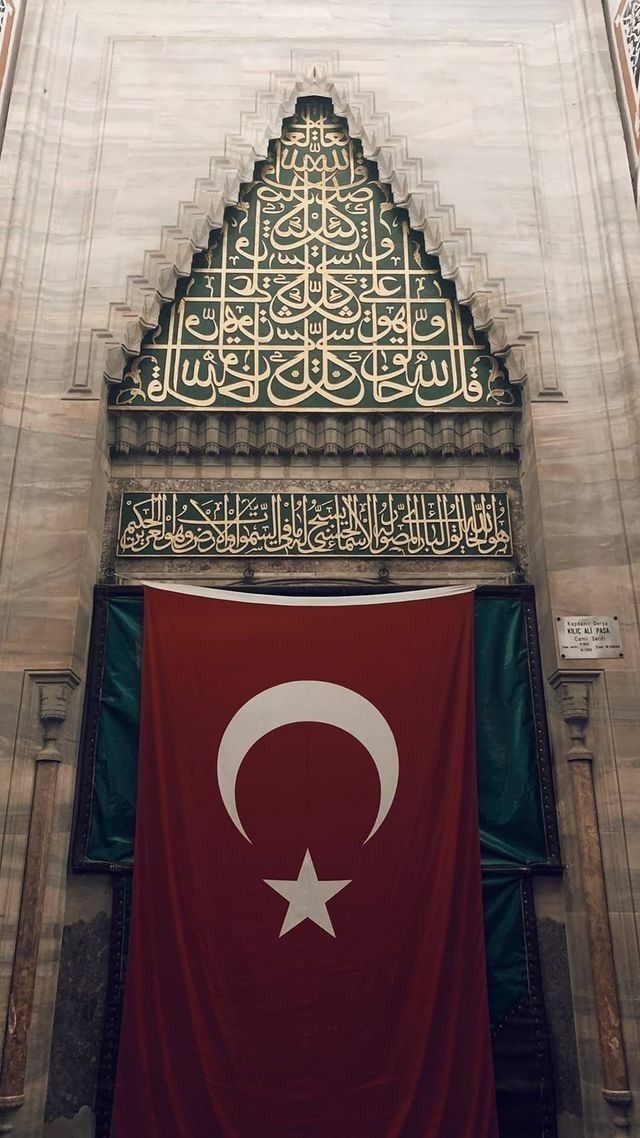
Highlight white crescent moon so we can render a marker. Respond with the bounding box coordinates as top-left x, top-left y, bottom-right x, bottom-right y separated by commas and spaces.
217, 680, 399, 844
